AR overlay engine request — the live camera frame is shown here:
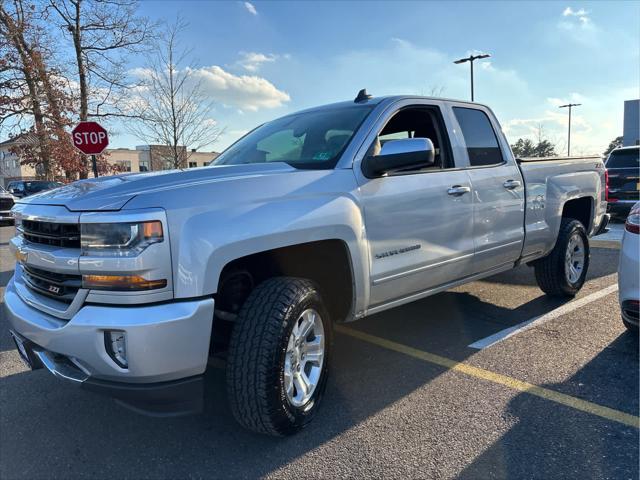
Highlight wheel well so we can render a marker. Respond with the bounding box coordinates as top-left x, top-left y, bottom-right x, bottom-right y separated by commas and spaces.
562, 197, 593, 232
215, 240, 355, 325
